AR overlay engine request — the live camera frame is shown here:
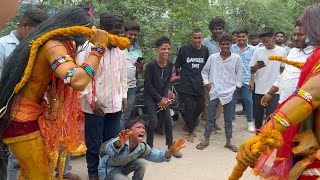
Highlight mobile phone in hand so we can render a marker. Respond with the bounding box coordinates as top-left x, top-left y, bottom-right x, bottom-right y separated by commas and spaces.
257, 61, 265, 65
136, 57, 145, 63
